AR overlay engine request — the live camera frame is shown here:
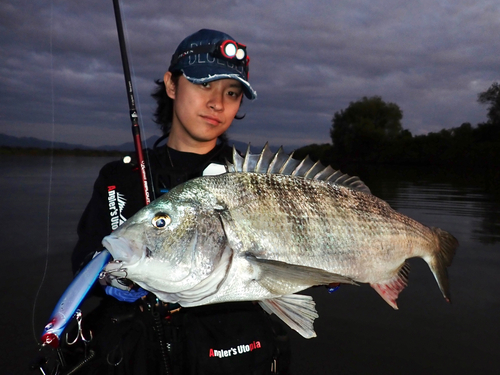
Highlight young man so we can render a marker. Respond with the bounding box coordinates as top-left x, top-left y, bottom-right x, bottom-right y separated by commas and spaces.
69, 29, 290, 375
